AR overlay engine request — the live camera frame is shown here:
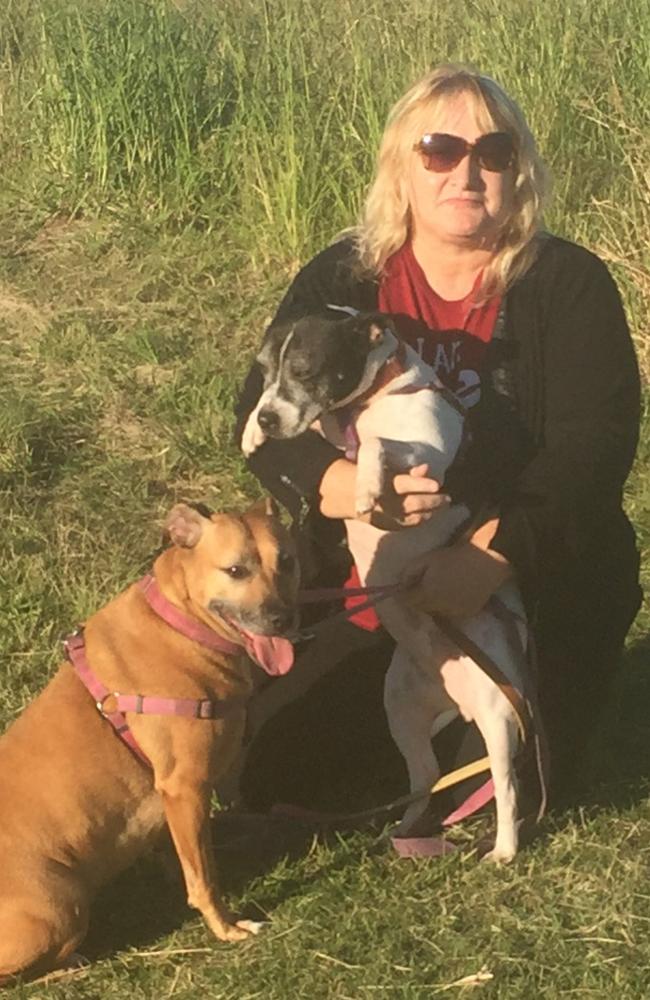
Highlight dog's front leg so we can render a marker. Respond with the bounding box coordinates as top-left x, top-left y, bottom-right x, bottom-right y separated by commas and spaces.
355, 436, 386, 516
157, 771, 260, 942
241, 404, 267, 457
